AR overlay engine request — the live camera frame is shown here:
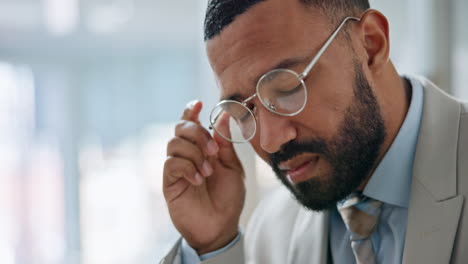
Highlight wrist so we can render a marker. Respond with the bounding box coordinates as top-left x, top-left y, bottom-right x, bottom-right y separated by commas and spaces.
196, 228, 239, 255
